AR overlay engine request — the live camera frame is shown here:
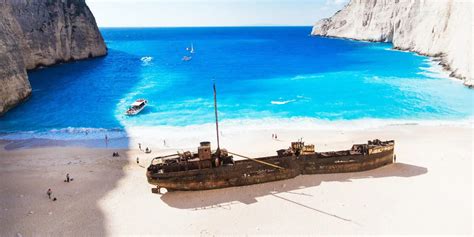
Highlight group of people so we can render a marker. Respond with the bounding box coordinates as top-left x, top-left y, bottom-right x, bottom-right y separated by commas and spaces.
272, 133, 279, 140
138, 143, 152, 153
46, 173, 72, 201
112, 152, 120, 157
